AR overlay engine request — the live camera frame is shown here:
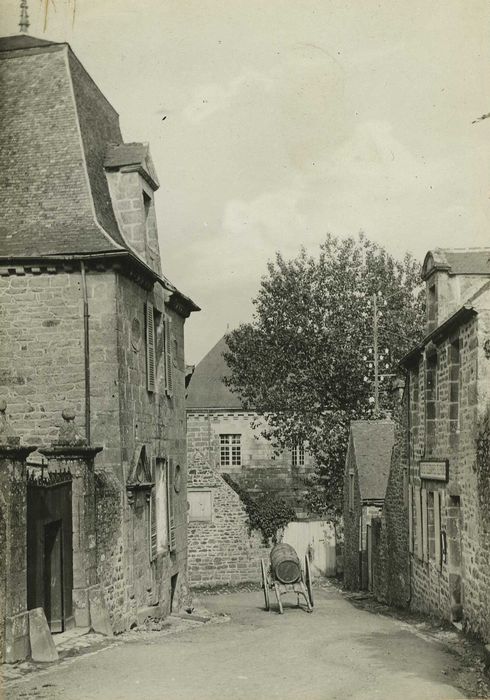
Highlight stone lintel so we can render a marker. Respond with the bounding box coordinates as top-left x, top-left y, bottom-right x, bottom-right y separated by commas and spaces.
39, 445, 103, 460
0, 445, 37, 462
